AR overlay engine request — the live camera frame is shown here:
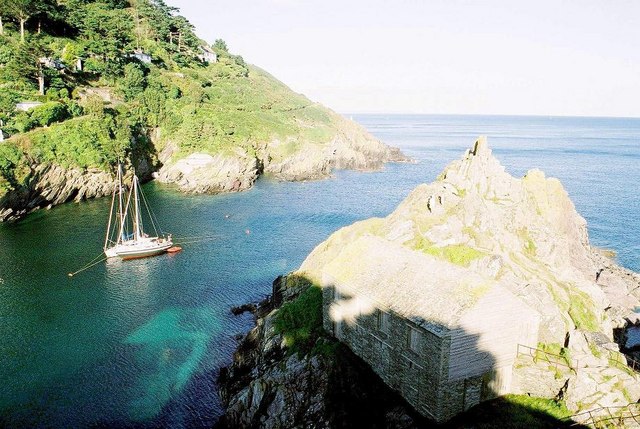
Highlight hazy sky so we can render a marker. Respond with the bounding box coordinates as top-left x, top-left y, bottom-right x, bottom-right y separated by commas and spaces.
168, 0, 640, 117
